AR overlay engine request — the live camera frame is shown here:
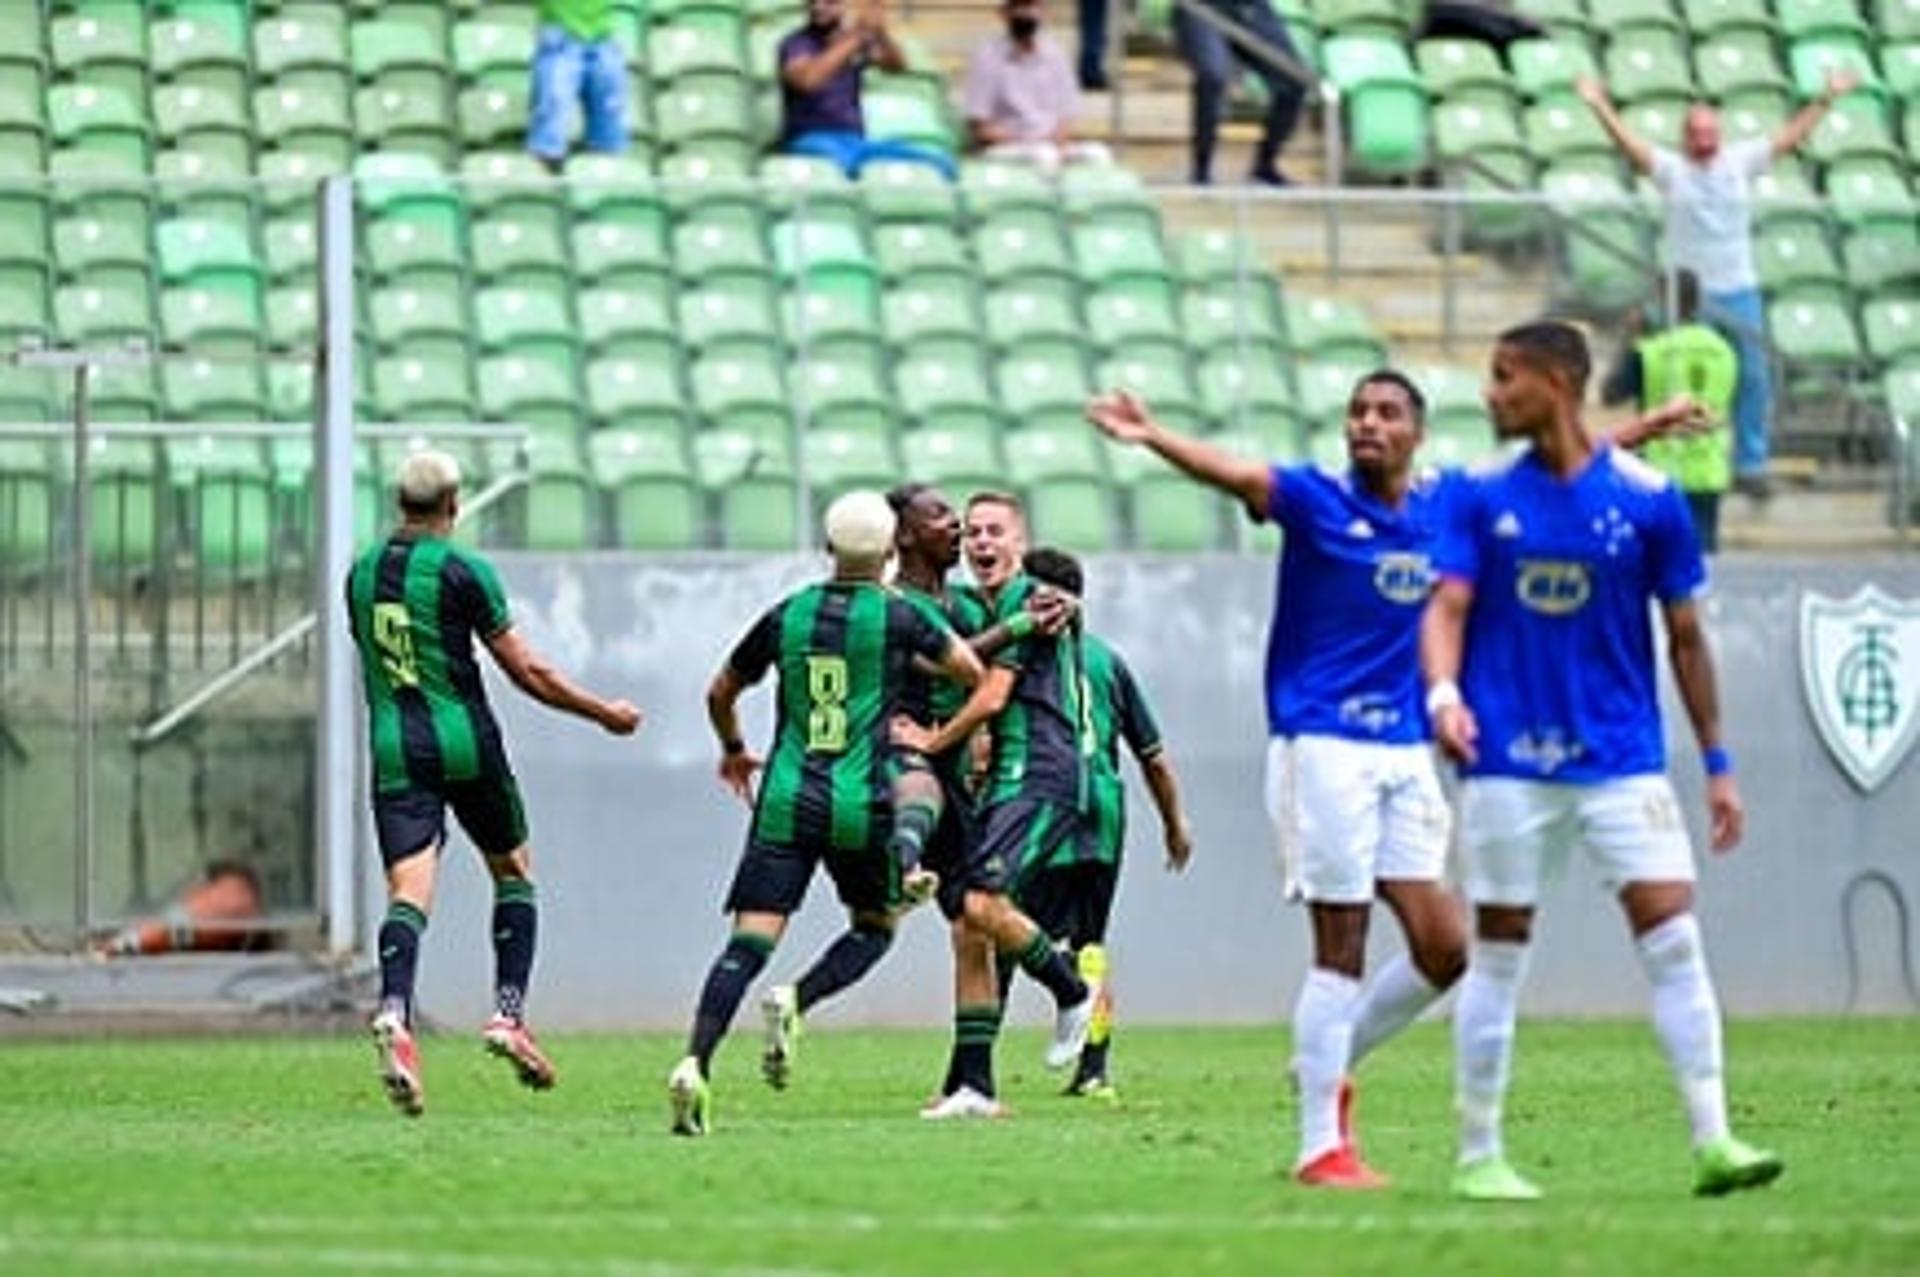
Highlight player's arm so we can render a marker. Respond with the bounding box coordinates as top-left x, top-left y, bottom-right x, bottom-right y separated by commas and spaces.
1574, 76, 1655, 175
897, 662, 1015, 758
1140, 750, 1194, 872
1087, 389, 1272, 521
1663, 598, 1744, 854
970, 589, 1076, 661
707, 663, 764, 805
1771, 67, 1859, 159
484, 628, 641, 736
1606, 394, 1711, 450
1420, 578, 1479, 765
